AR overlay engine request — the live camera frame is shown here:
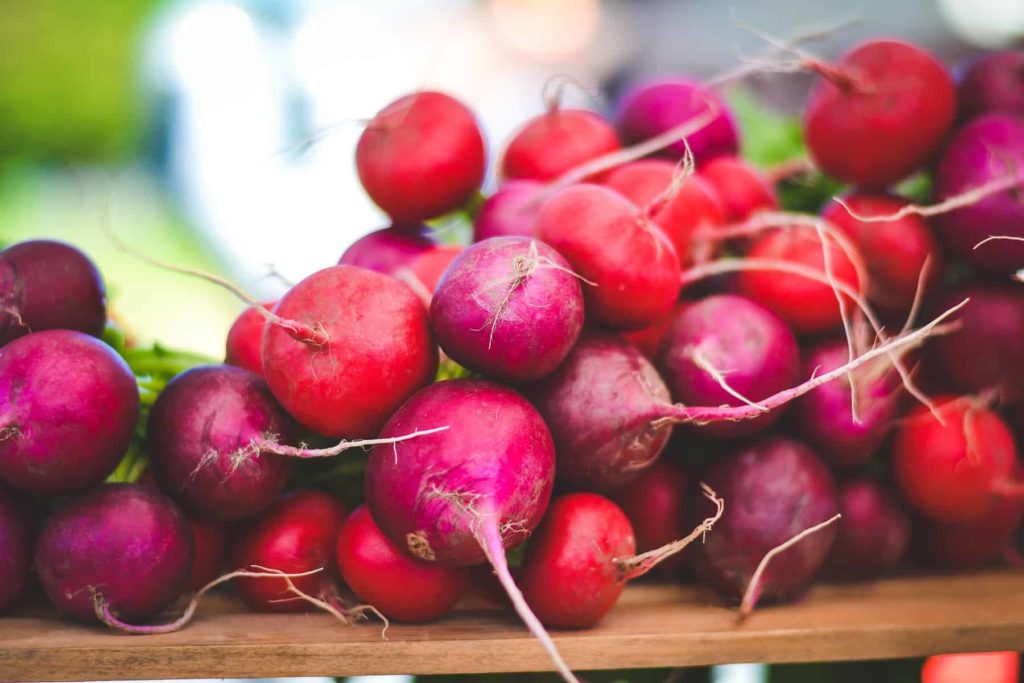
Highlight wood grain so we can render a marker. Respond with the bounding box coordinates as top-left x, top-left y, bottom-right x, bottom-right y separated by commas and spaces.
2, 571, 1023, 681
